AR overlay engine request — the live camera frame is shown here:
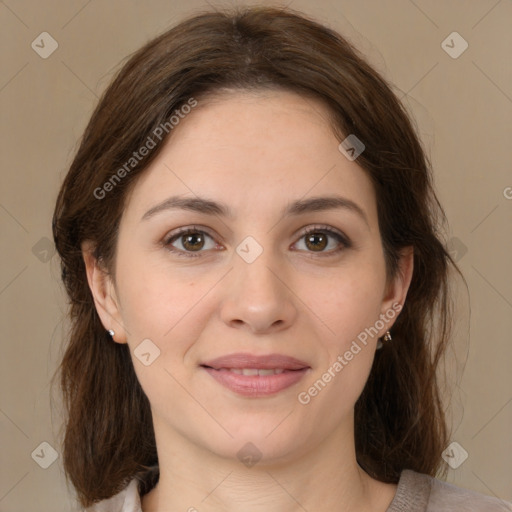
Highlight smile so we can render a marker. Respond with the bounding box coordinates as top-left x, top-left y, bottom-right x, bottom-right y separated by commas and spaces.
200, 353, 311, 397
221, 368, 285, 375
